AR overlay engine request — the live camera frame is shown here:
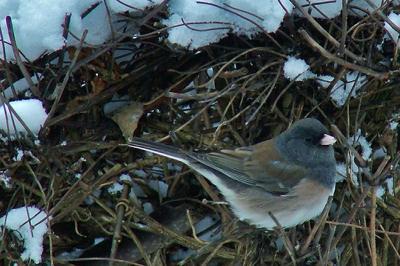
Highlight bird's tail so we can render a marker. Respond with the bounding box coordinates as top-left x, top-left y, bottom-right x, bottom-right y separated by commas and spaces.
126, 138, 189, 164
